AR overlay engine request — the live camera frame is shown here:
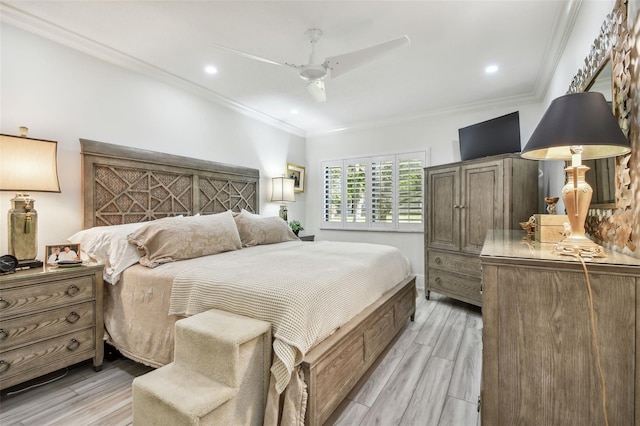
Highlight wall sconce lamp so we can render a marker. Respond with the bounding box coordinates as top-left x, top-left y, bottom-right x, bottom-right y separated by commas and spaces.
271, 176, 295, 221
0, 130, 61, 268
521, 92, 630, 257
